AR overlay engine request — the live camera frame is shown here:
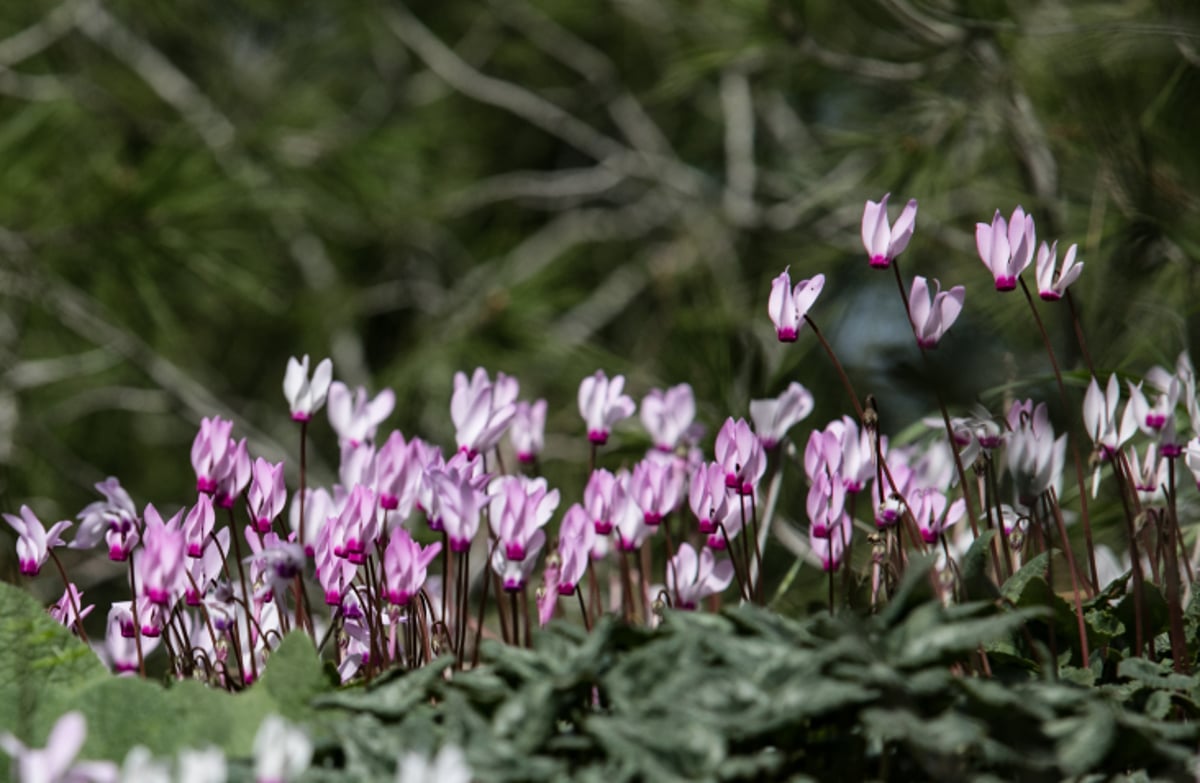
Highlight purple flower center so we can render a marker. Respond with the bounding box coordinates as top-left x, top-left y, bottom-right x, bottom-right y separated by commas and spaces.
994, 276, 1017, 291
869, 255, 890, 269
505, 542, 526, 561
196, 477, 217, 494
776, 327, 798, 342
594, 520, 613, 535
587, 430, 609, 445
